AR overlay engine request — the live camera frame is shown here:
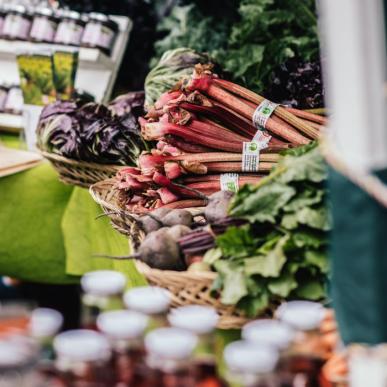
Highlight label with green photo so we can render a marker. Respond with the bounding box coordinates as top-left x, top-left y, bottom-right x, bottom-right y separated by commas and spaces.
17, 53, 56, 106
53, 51, 79, 100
